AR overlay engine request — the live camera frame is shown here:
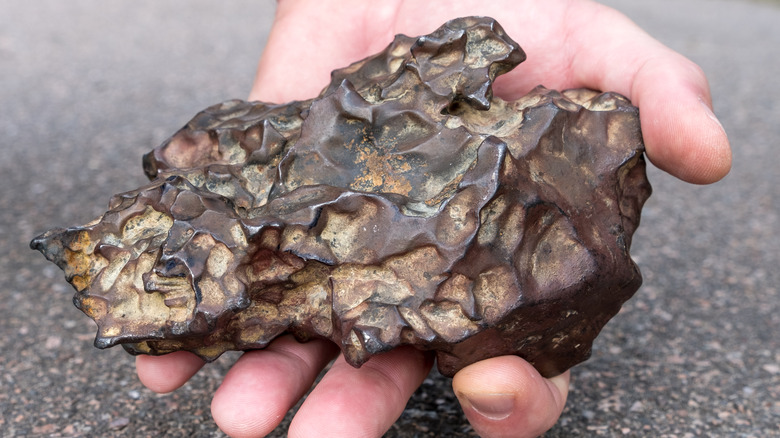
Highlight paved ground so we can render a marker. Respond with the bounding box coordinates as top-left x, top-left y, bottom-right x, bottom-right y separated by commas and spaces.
1, 0, 778, 436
